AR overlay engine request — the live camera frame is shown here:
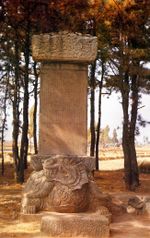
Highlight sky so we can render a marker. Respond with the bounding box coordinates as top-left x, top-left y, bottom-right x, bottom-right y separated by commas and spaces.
92, 92, 150, 143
